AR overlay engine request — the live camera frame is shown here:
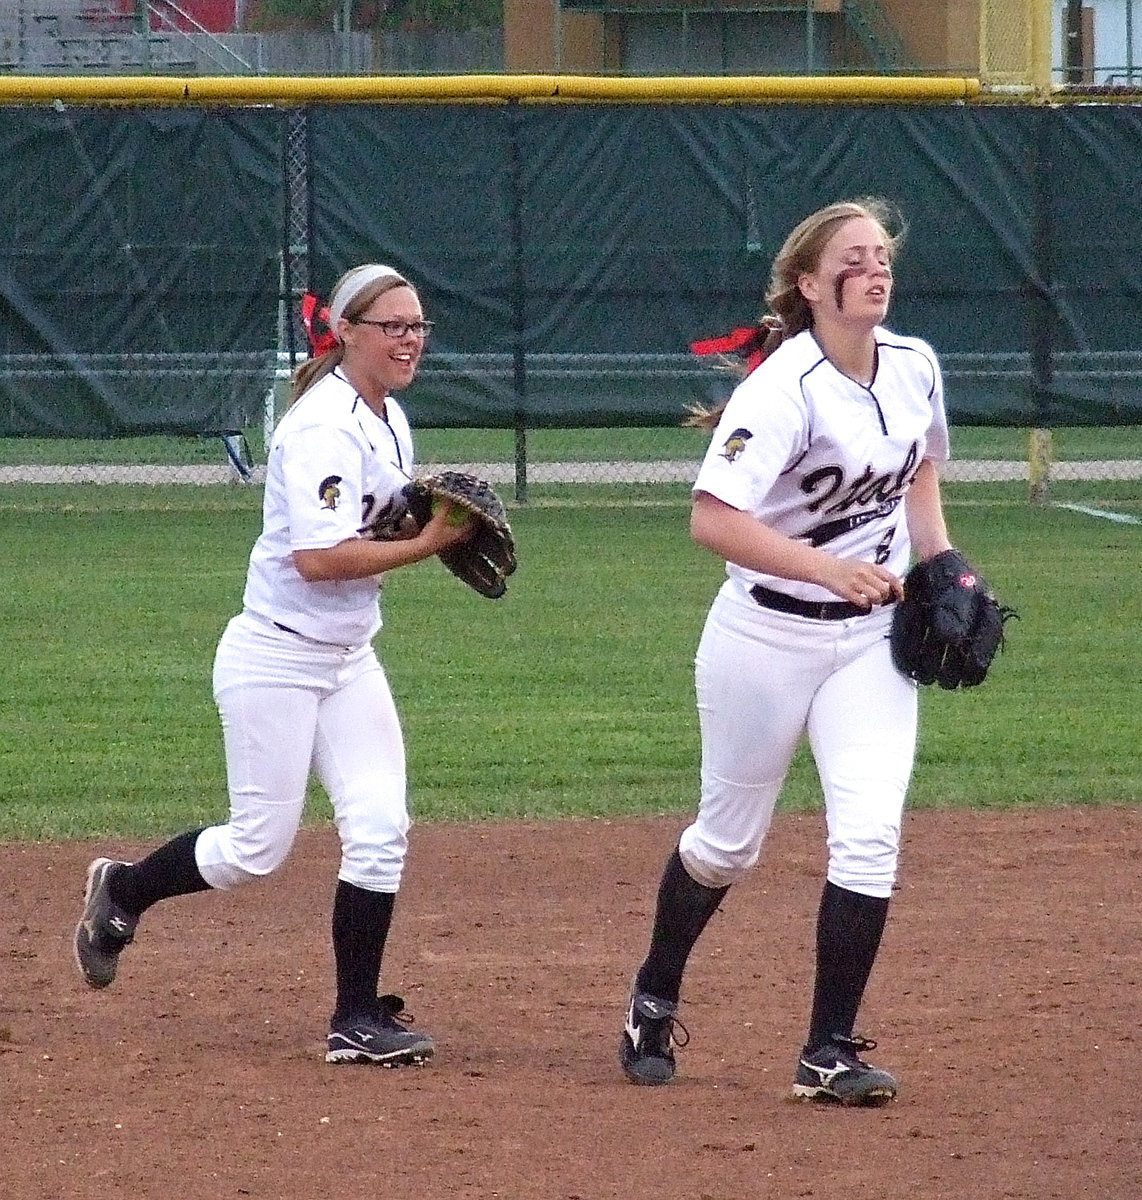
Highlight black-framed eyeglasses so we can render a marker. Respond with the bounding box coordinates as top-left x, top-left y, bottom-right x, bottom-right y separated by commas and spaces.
351, 318, 435, 338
